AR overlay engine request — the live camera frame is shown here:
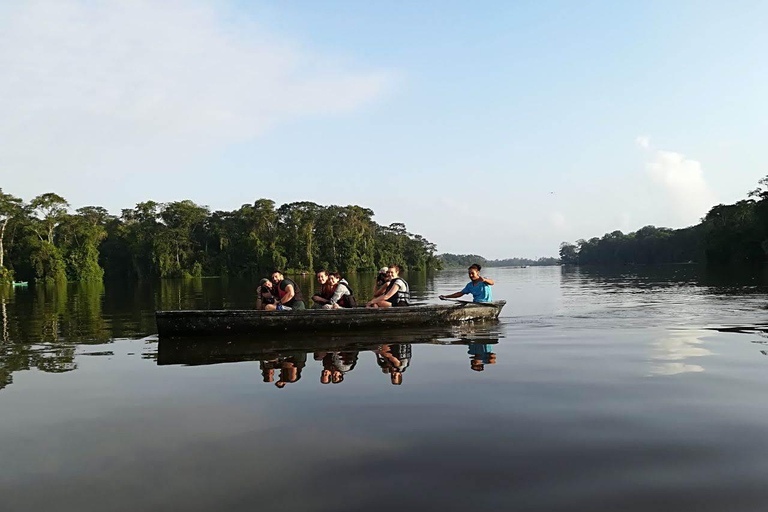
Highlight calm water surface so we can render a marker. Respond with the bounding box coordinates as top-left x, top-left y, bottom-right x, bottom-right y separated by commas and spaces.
2, 266, 768, 511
